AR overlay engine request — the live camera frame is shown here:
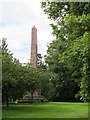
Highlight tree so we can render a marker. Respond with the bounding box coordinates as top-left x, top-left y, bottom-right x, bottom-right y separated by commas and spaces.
2, 38, 16, 107
40, 71, 58, 101
37, 53, 46, 70
2, 38, 26, 106
41, 2, 90, 102
11, 59, 26, 101
24, 67, 41, 102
